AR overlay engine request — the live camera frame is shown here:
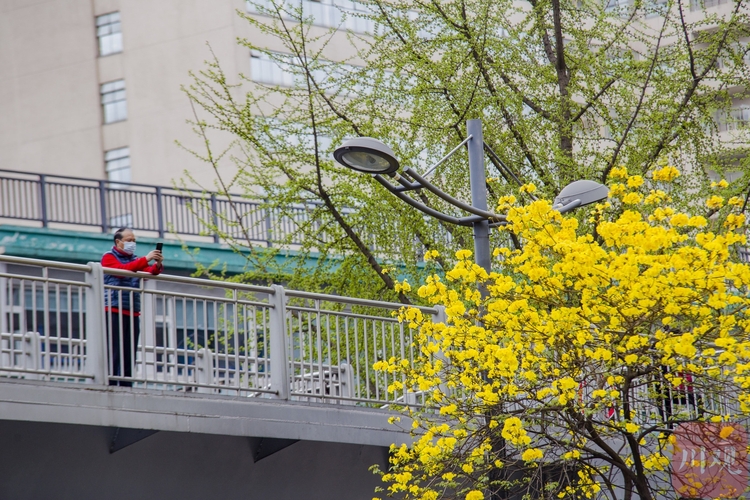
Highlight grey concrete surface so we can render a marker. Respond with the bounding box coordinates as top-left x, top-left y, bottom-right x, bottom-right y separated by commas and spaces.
0, 379, 411, 448
0, 419, 390, 500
